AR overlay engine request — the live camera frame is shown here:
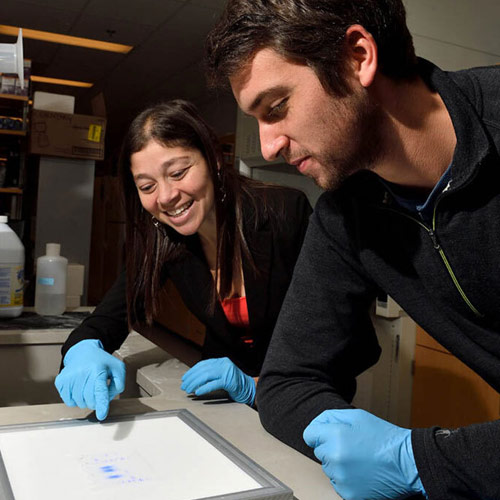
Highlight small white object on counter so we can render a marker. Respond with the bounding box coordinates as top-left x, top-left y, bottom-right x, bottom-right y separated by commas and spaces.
35, 243, 68, 316
66, 263, 85, 310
